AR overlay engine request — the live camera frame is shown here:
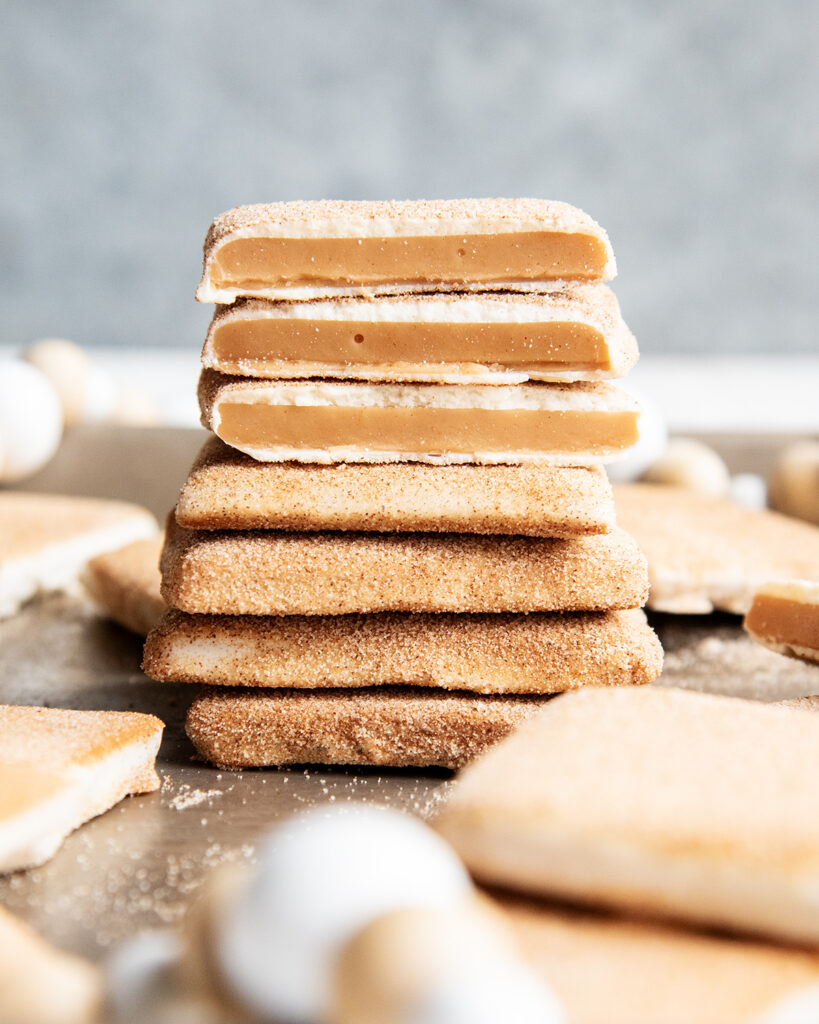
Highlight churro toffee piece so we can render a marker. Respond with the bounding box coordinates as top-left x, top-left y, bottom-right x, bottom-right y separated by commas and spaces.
0, 492, 158, 618
143, 608, 662, 694
83, 534, 165, 637
159, 519, 649, 616
196, 199, 616, 303
436, 687, 819, 947
0, 705, 163, 873
202, 286, 637, 384
175, 436, 616, 537
745, 580, 819, 664
198, 372, 641, 466
185, 687, 548, 771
